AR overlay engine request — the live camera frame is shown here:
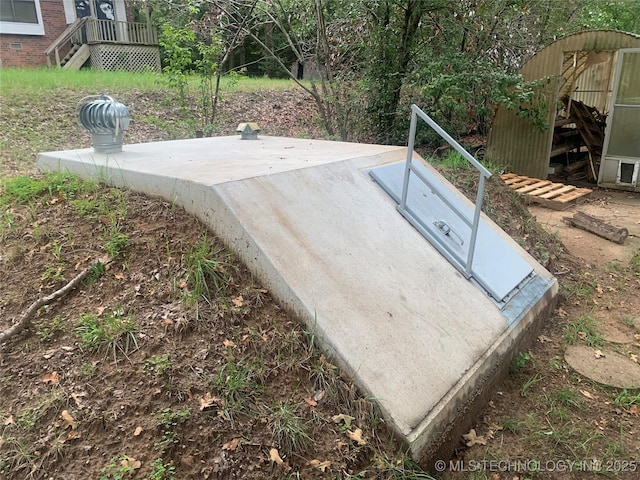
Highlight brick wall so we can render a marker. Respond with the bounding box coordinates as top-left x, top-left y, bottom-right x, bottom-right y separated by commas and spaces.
0, 1, 68, 68
0, 1, 136, 68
